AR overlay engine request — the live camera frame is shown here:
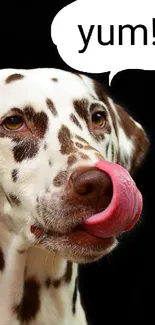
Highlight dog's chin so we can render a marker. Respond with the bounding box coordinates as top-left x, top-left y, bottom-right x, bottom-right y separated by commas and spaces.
34, 226, 118, 263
